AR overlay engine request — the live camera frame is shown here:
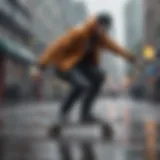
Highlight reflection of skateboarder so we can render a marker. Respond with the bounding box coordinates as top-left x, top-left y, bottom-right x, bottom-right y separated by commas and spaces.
39, 13, 135, 124
58, 142, 96, 160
